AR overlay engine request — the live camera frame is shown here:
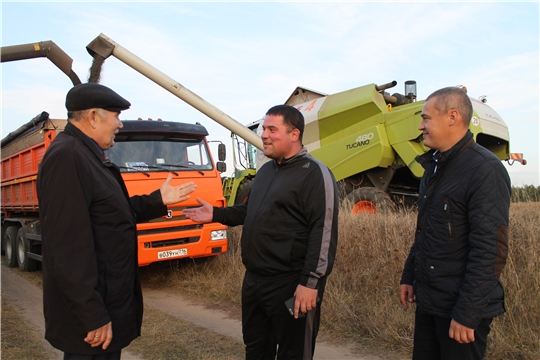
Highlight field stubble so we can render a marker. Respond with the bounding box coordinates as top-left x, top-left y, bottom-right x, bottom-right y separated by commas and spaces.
148, 201, 540, 359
